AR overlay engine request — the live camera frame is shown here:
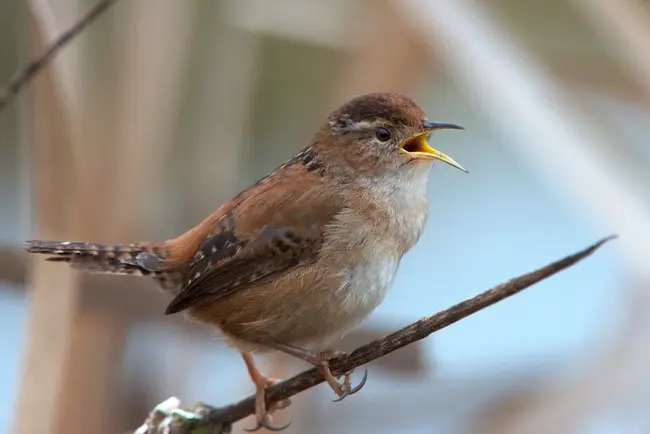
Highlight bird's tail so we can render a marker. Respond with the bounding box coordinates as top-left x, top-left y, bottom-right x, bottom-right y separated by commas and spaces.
24, 240, 166, 276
